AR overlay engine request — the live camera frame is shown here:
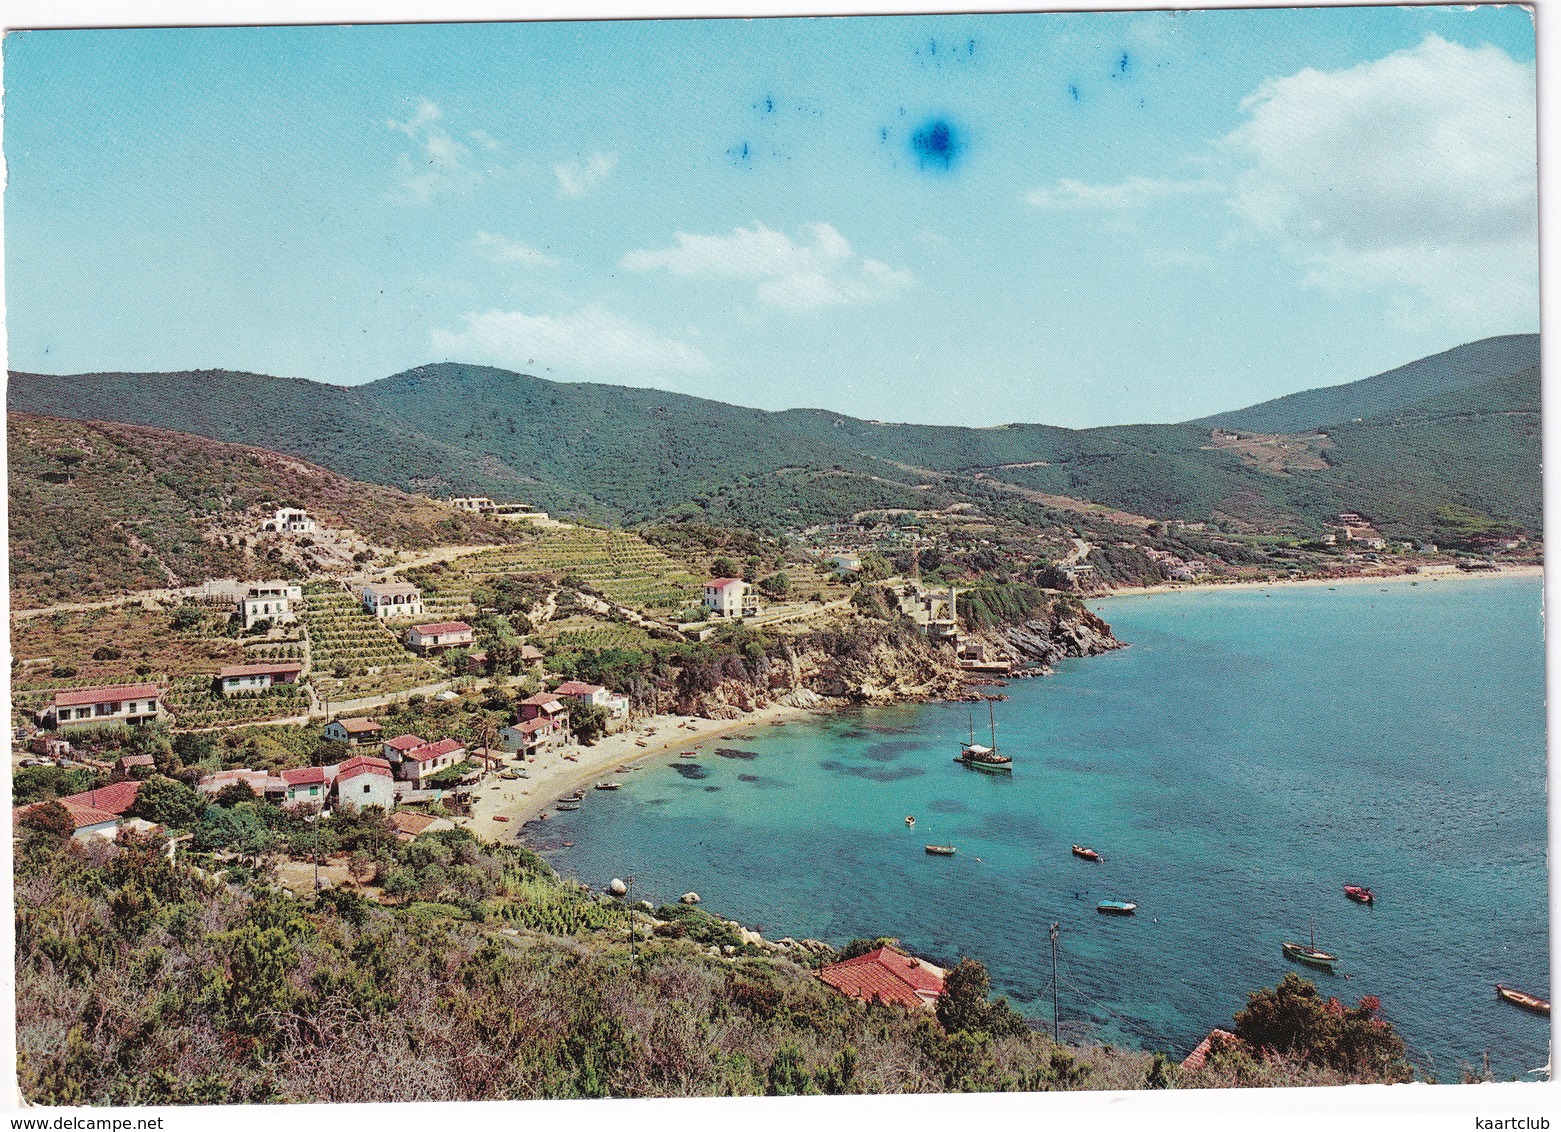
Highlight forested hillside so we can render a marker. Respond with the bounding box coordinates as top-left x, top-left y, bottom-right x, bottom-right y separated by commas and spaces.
9, 335, 1541, 540
7, 414, 514, 606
